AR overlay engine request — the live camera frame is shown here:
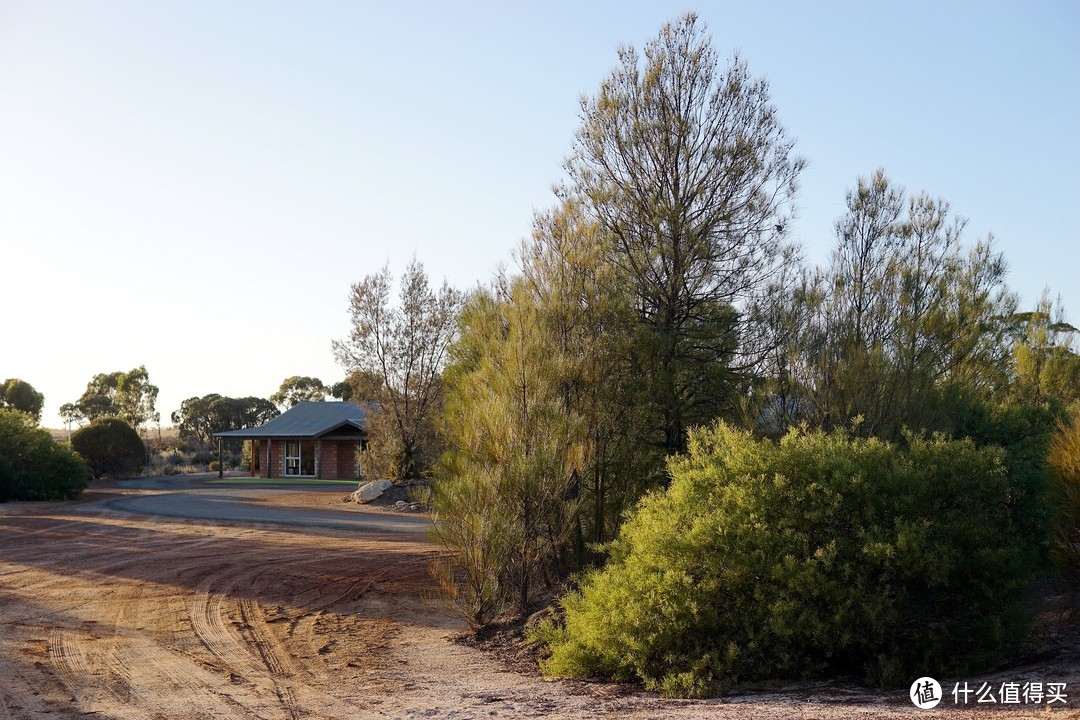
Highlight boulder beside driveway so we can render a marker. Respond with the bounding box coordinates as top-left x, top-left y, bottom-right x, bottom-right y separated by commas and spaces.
353, 479, 393, 503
